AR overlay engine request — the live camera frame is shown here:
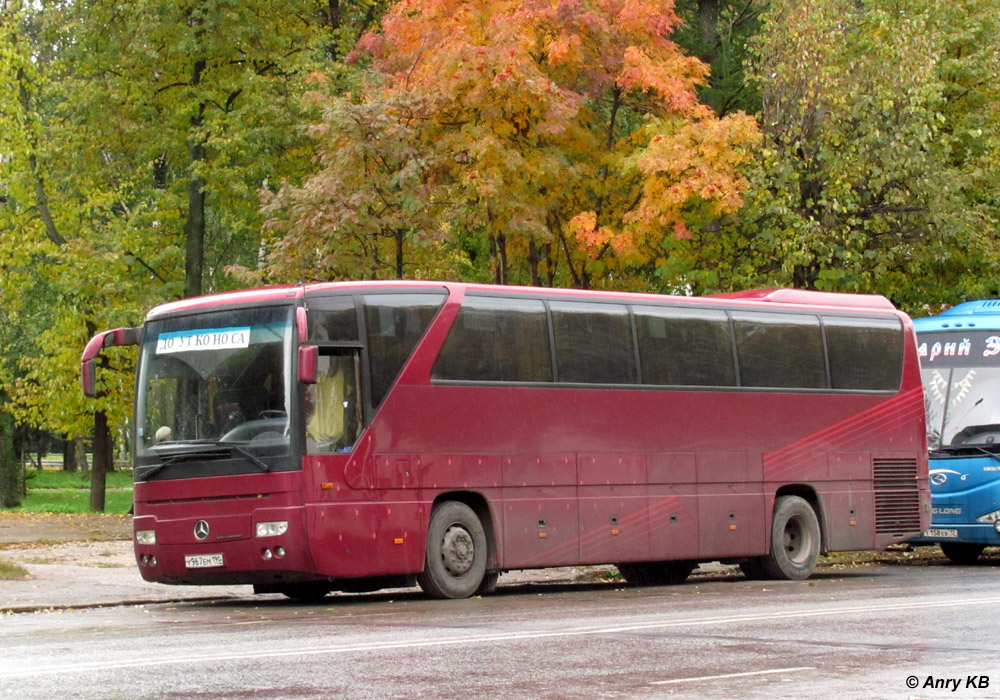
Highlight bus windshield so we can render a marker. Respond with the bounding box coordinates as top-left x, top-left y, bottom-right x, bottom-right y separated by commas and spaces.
918, 330, 1000, 451
135, 305, 294, 459
922, 366, 1000, 451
